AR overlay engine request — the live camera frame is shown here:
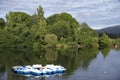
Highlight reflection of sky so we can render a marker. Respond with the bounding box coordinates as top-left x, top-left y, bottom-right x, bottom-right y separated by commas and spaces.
0, 0, 120, 29
0, 72, 7, 80
61, 49, 120, 80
